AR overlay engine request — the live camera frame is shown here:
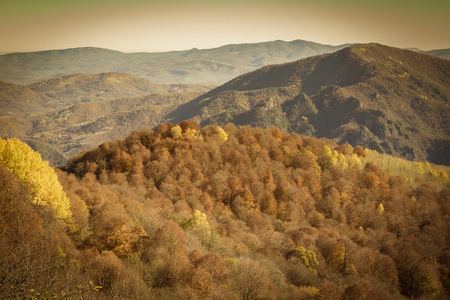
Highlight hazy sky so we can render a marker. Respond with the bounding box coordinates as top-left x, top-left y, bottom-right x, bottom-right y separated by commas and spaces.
1, 0, 449, 53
